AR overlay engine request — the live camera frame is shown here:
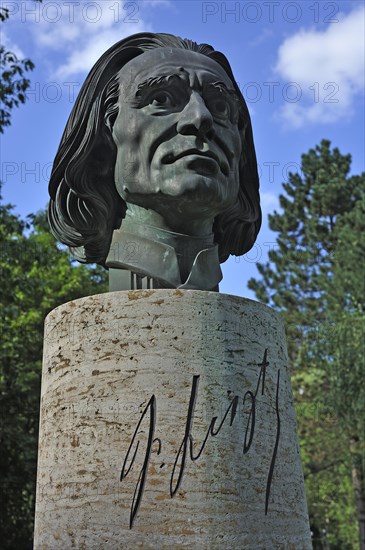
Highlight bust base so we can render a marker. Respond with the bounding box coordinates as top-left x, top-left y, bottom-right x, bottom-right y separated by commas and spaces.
34, 290, 311, 549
